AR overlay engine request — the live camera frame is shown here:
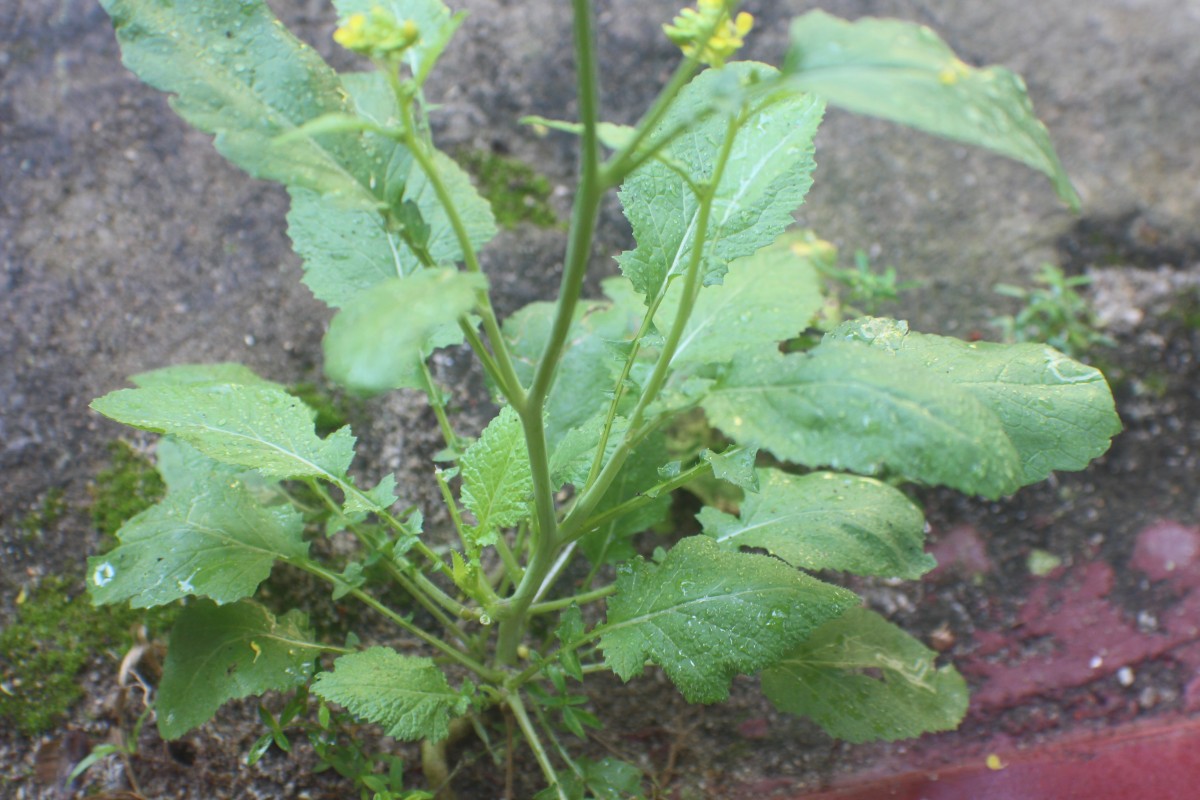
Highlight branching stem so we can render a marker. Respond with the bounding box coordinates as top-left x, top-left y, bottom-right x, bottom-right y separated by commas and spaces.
561, 113, 743, 541
507, 692, 567, 800
493, 0, 603, 665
